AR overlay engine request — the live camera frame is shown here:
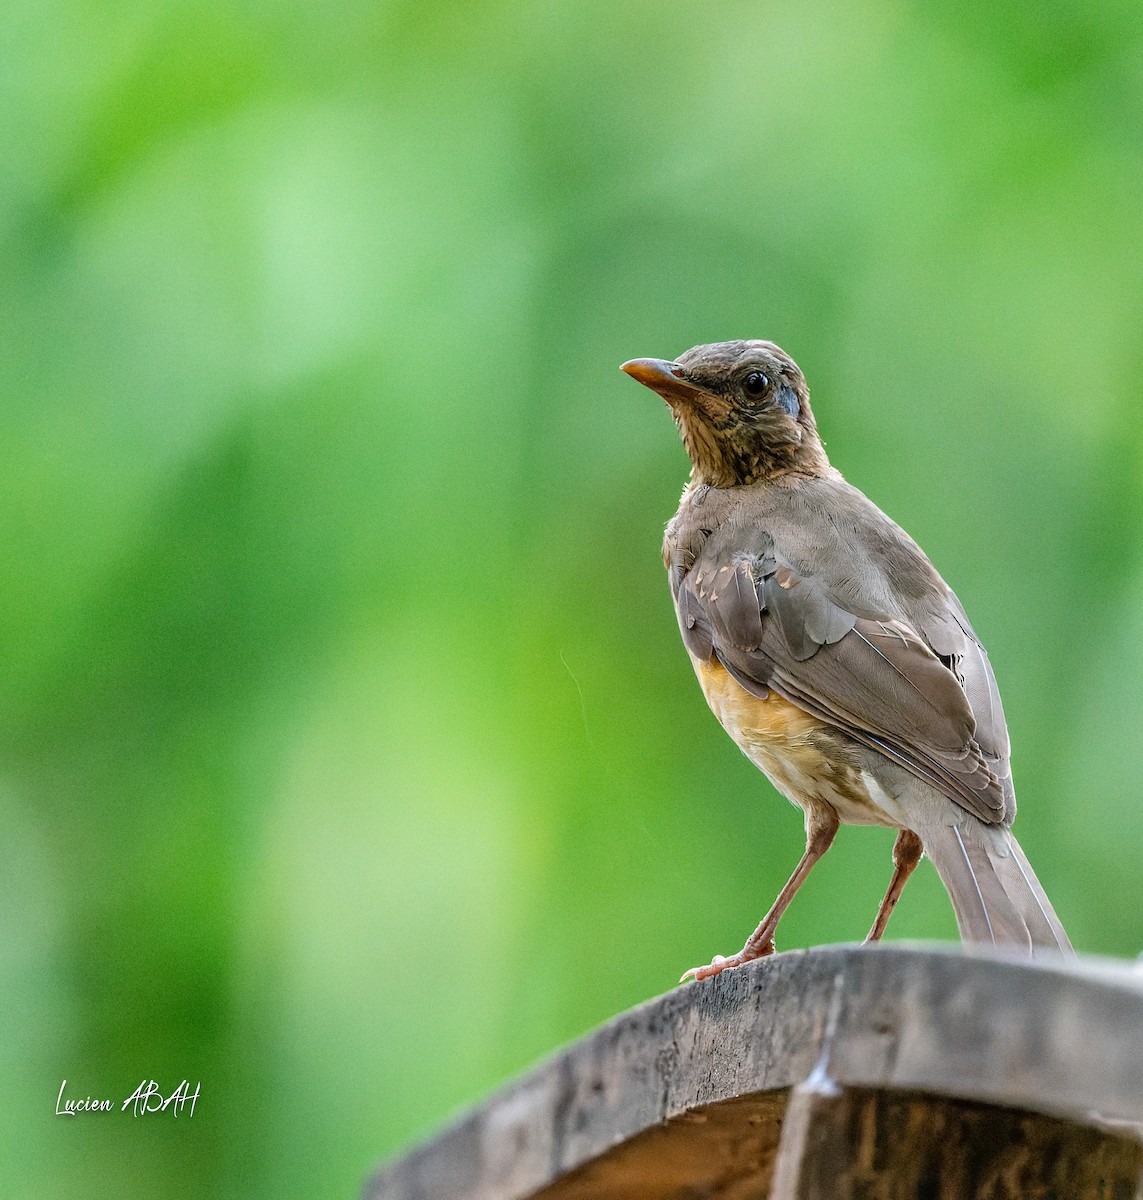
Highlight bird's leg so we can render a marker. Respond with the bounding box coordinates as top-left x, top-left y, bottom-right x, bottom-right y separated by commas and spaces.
681, 806, 839, 983
864, 829, 924, 943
